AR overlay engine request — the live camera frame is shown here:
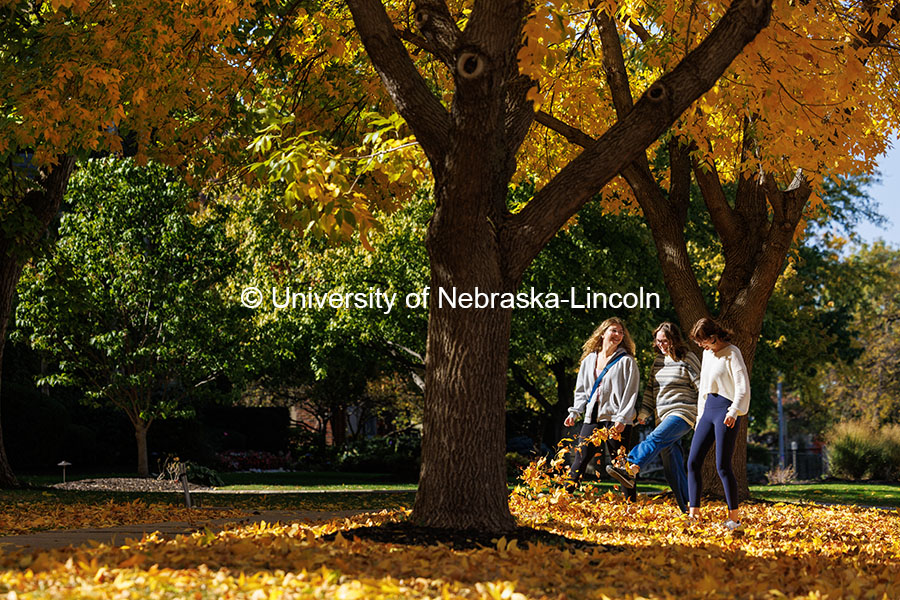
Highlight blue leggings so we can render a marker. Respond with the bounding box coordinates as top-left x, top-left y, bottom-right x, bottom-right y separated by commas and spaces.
687, 393, 740, 510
